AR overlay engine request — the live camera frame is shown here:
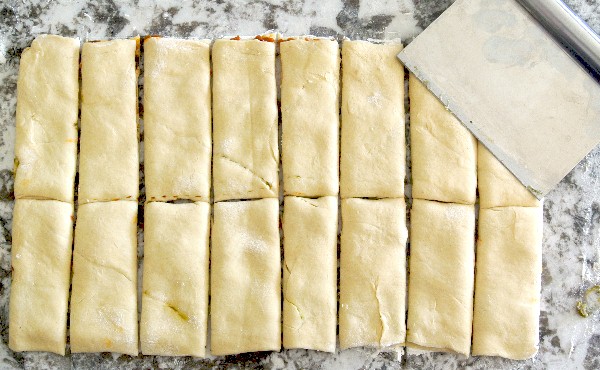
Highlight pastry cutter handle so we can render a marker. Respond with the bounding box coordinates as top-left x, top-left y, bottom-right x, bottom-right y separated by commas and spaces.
516, 0, 600, 79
